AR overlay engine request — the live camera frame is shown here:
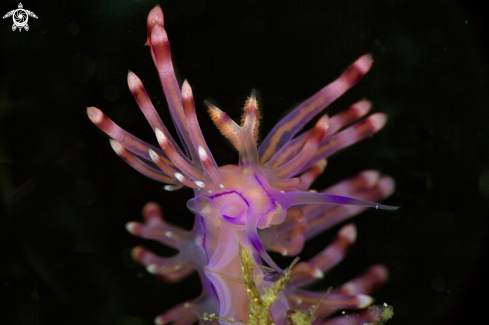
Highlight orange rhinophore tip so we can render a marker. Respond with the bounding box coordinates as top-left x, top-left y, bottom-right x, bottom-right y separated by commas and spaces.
241, 89, 261, 144
206, 101, 241, 151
